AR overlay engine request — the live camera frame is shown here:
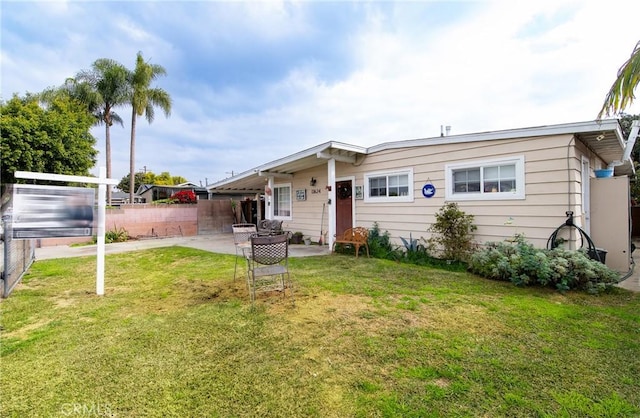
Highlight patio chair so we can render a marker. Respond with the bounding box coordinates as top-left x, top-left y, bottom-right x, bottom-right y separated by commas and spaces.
257, 219, 284, 236
245, 233, 293, 304
232, 223, 257, 280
